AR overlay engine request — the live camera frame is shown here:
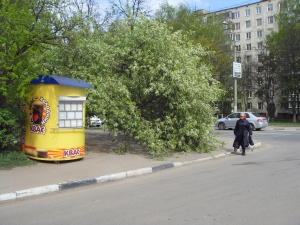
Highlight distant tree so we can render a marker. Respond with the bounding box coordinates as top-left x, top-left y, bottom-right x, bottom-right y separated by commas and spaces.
266, 0, 300, 122
155, 3, 232, 114
251, 50, 277, 121
239, 55, 255, 112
